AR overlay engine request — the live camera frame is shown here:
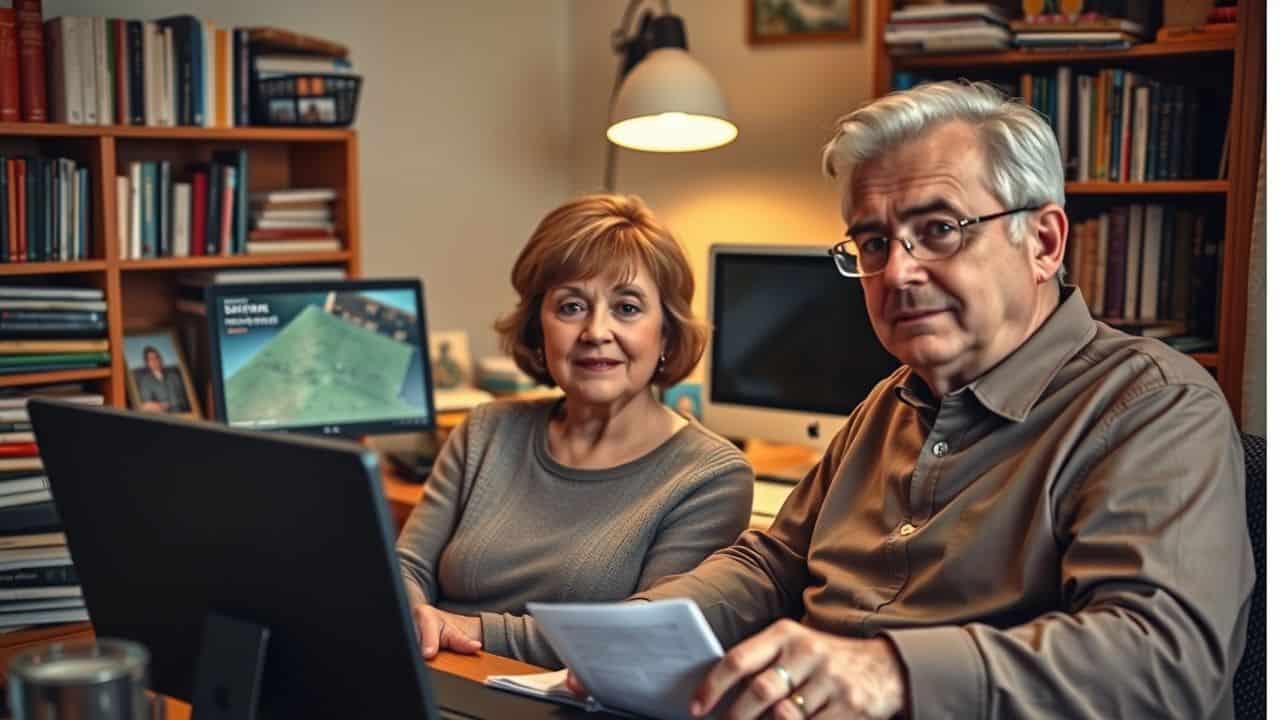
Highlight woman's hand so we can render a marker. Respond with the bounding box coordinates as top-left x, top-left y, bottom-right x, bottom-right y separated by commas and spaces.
411, 603, 483, 659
